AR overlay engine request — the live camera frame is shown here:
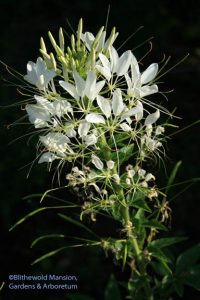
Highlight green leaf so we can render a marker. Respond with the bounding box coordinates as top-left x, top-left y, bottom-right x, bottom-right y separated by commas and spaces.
9, 205, 76, 231
176, 243, 200, 274
131, 198, 151, 212
57, 213, 99, 238
30, 234, 65, 248
184, 264, 200, 291
111, 144, 134, 164
31, 246, 68, 265
165, 161, 182, 195
149, 237, 187, 249
173, 280, 184, 297
143, 220, 168, 231
105, 274, 121, 300
108, 132, 130, 148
